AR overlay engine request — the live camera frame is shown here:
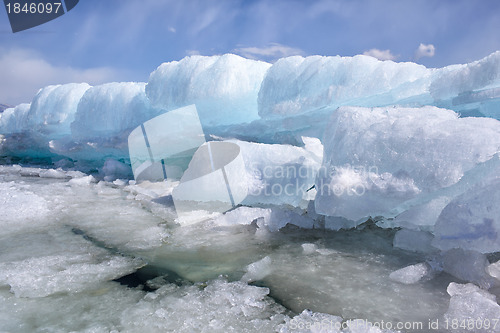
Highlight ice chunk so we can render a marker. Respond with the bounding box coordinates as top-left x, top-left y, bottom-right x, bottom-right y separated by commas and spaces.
315, 106, 500, 225
234, 139, 320, 208
258, 55, 431, 119
39, 168, 70, 179
441, 249, 495, 289
172, 138, 321, 219
389, 263, 430, 284
487, 260, 500, 280
241, 256, 273, 282
120, 278, 288, 332
0, 103, 31, 134
68, 174, 96, 186
101, 158, 133, 181
431, 51, 500, 101
301, 136, 323, 162
147, 54, 271, 126
444, 283, 500, 333
301, 243, 318, 255
71, 82, 156, 140
28, 83, 91, 136
393, 229, 435, 253
433, 178, 500, 253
